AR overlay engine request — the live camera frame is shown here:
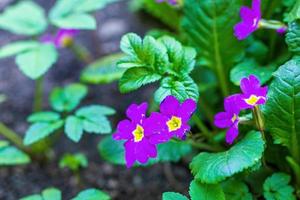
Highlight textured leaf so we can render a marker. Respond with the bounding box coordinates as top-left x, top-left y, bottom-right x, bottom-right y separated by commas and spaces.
189, 180, 225, 200
65, 116, 84, 142
81, 53, 125, 84
154, 76, 199, 103
162, 192, 189, 200
16, 44, 58, 79
24, 120, 64, 145
190, 131, 265, 184
72, 188, 110, 200
42, 188, 62, 200
50, 83, 88, 112
0, 41, 39, 59
263, 59, 300, 156
222, 179, 253, 200
98, 136, 192, 166
28, 112, 60, 123
119, 67, 162, 93
59, 153, 88, 171
0, 145, 30, 165
263, 173, 296, 200
0, 1, 47, 35
286, 21, 300, 54
182, 0, 244, 96
286, 1, 300, 22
